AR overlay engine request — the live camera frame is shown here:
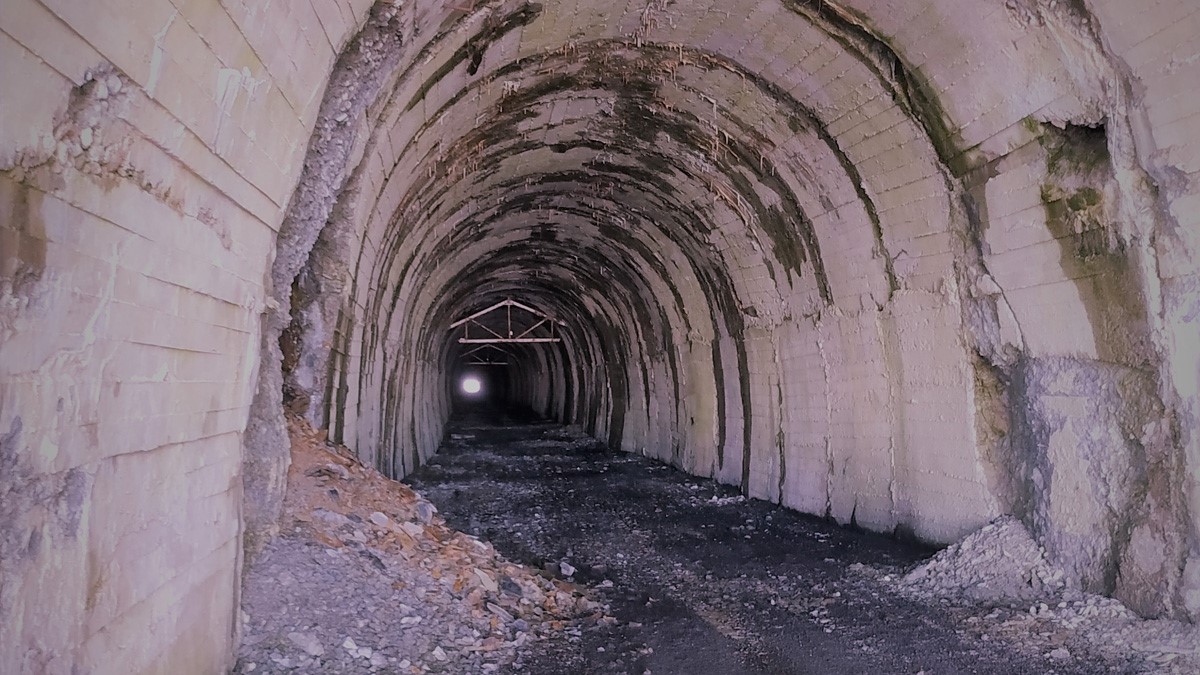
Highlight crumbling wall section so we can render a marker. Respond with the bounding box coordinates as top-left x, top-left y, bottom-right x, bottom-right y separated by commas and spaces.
281, 177, 363, 429
242, 0, 411, 559
1082, 0, 1200, 623
950, 0, 1198, 619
